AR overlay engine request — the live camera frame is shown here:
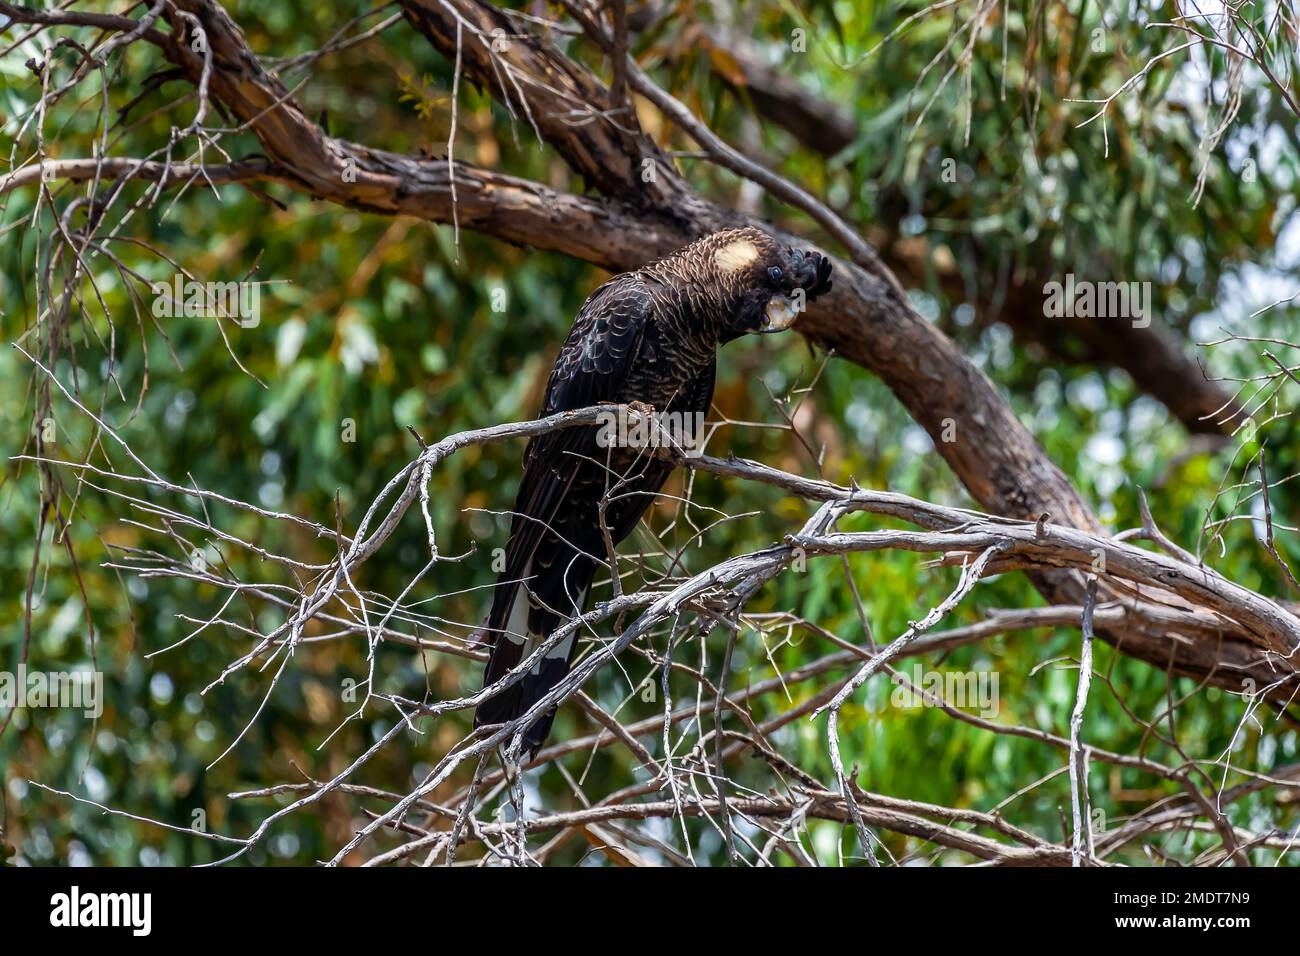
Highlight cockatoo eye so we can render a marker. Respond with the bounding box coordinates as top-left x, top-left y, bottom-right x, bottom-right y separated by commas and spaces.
767, 266, 783, 284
